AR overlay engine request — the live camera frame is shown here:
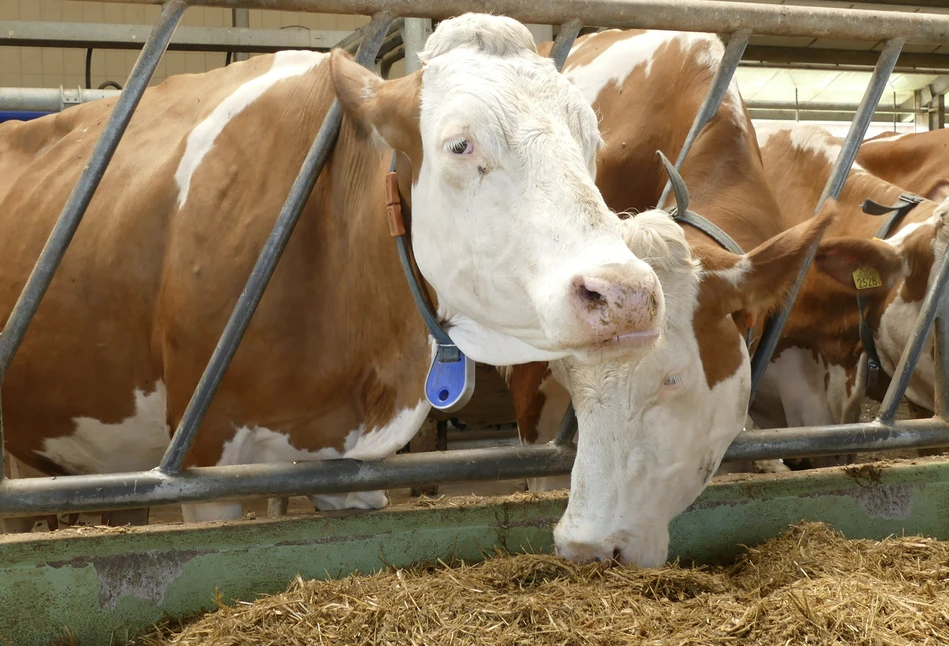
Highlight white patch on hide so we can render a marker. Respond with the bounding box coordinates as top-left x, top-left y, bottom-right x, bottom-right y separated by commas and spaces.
174, 50, 327, 208
37, 381, 170, 474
